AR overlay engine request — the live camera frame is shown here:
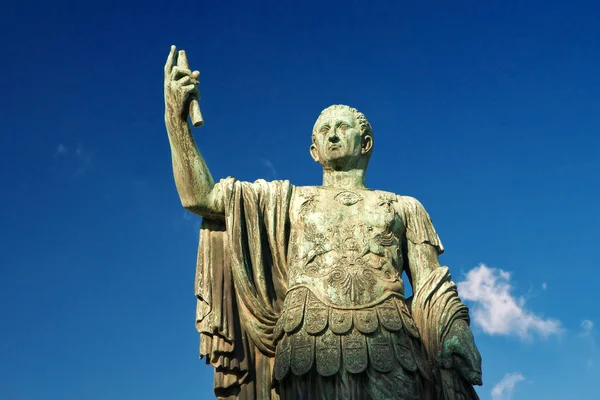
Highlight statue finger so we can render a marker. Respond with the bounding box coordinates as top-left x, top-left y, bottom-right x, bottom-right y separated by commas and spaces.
171, 66, 192, 81
178, 76, 199, 86
453, 355, 482, 386
191, 70, 200, 80
183, 85, 199, 98
176, 76, 193, 86
177, 49, 190, 69
164, 45, 177, 77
